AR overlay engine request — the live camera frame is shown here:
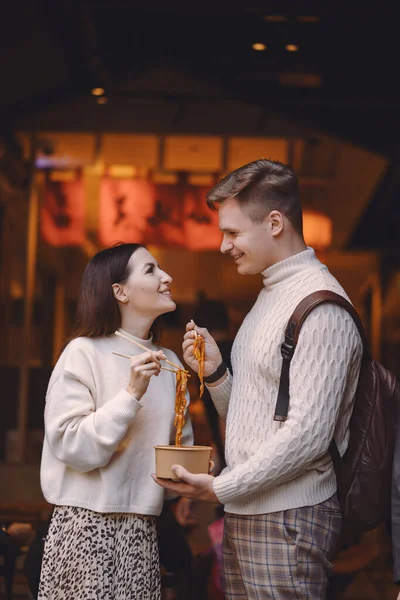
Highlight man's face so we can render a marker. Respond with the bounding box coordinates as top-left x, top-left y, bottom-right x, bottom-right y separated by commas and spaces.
218, 198, 274, 275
